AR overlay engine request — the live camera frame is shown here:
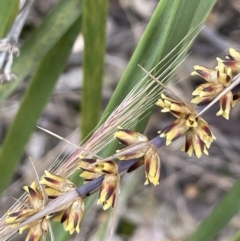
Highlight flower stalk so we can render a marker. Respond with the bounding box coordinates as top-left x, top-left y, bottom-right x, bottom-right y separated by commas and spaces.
2, 47, 240, 241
